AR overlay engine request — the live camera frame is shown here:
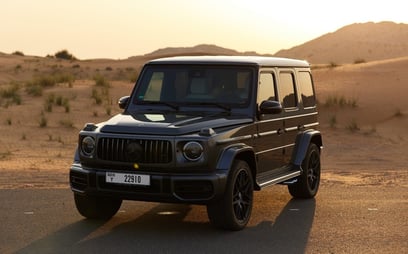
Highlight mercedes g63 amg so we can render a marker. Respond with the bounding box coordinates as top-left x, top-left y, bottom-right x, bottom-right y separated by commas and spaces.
70, 56, 322, 230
